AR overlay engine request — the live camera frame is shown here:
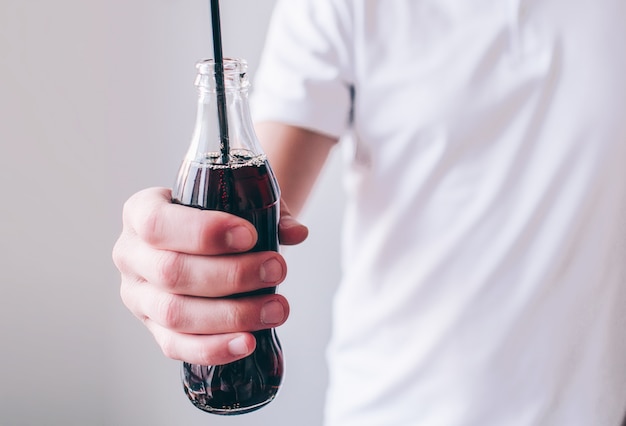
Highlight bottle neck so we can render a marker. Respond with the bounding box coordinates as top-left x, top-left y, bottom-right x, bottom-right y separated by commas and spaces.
187, 59, 263, 166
